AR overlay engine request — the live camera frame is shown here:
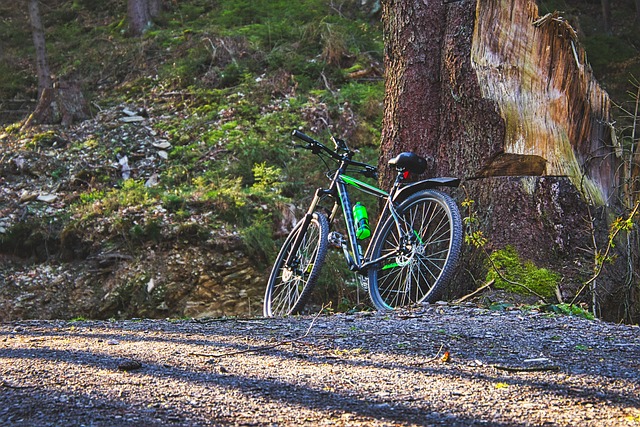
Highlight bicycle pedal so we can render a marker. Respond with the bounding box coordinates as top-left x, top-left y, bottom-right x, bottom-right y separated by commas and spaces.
328, 231, 344, 248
